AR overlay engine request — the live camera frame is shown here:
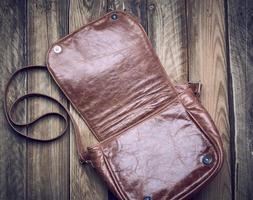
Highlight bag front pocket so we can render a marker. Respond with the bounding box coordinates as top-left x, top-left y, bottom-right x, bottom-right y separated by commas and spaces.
88, 94, 222, 200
